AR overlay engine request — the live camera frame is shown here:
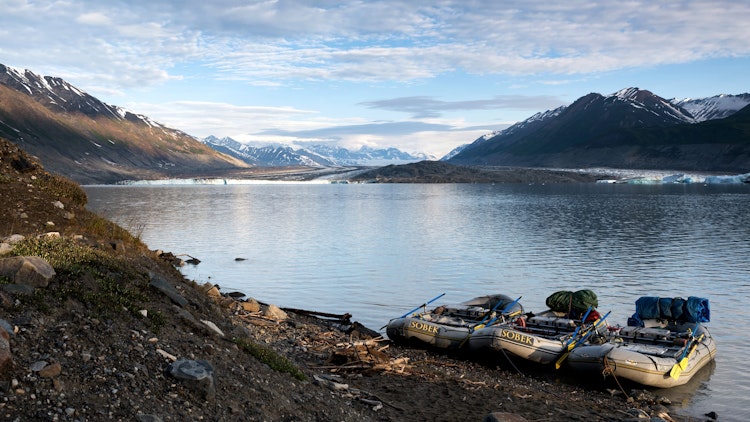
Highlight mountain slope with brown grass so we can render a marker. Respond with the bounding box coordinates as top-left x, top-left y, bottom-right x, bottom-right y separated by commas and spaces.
0, 65, 248, 184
